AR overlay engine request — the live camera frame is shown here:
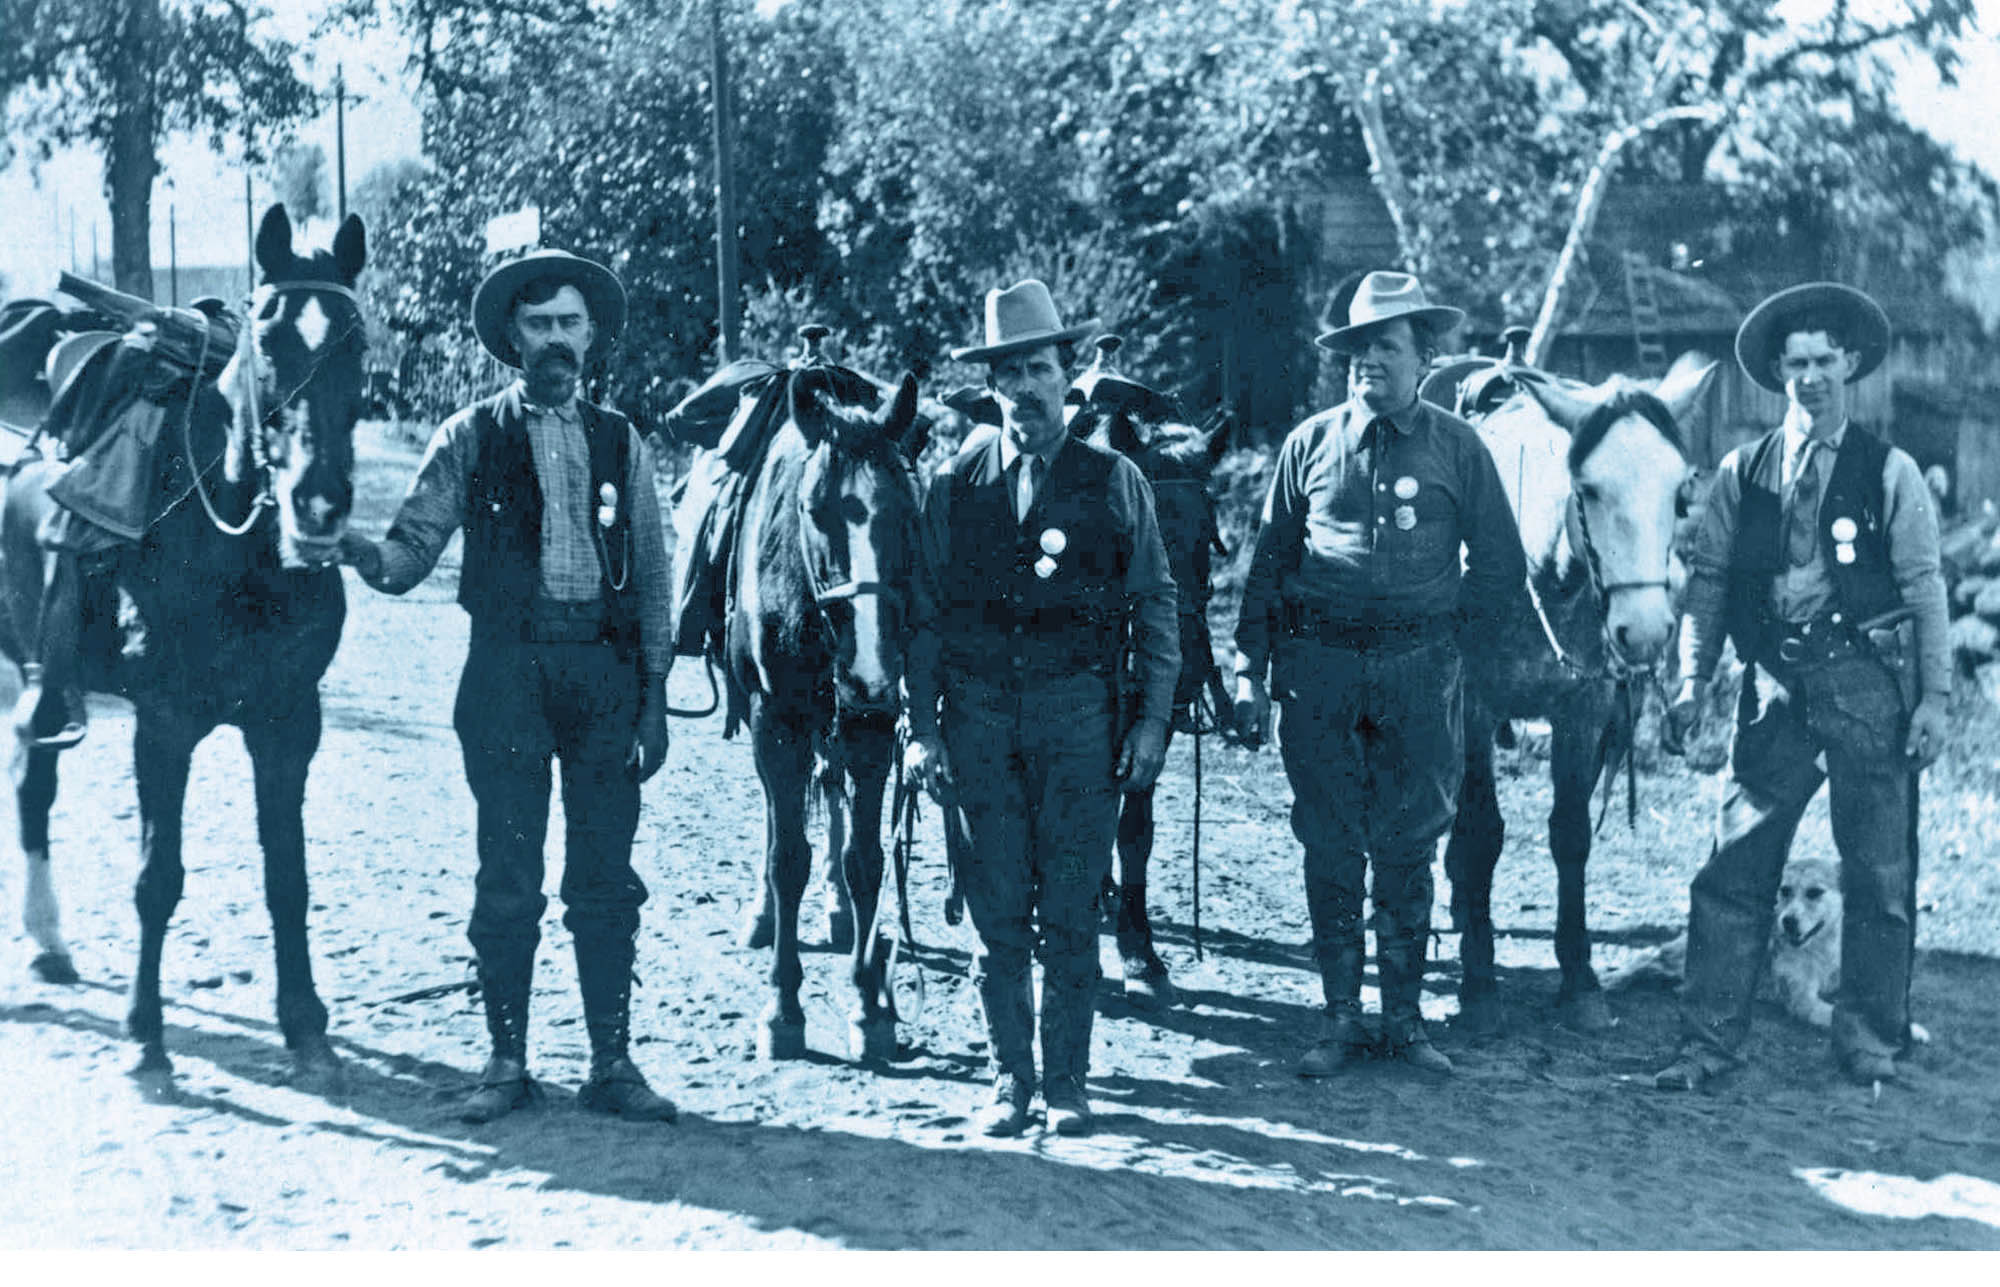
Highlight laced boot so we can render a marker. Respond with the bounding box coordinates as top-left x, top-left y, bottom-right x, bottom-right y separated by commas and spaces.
1299, 941, 1369, 1077
1040, 963, 1099, 1135
576, 935, 677, 1123
462, 972, 536, 1124
975, 1070, 1035, 1137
